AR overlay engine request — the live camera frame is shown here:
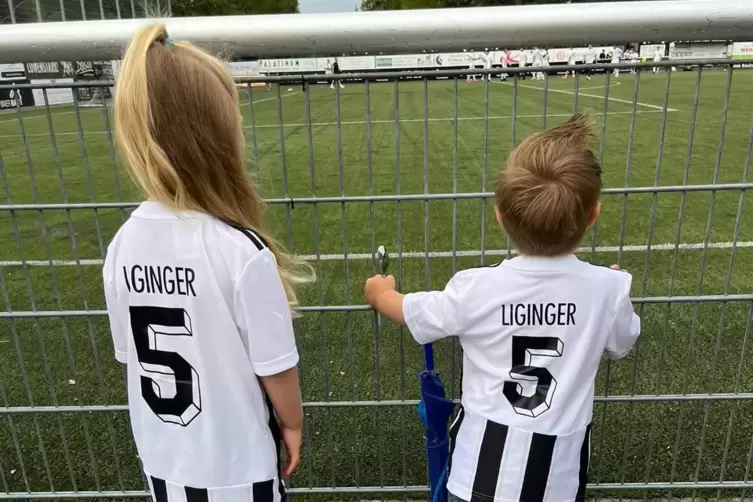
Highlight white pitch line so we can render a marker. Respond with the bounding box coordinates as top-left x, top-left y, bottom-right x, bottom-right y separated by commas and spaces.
1, 241, 751, 267
0, 91, 297, 125
0, 109, 668, 139
494, 79, 679, 112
